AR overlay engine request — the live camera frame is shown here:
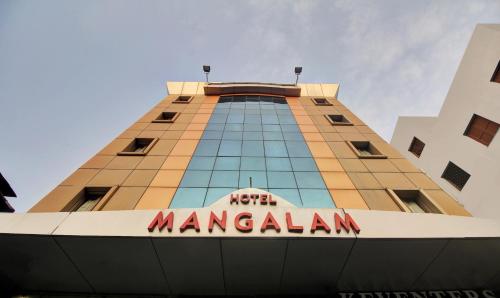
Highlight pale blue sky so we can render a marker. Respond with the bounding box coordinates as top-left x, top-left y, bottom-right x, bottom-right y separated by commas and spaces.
1, 0, 499, 211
